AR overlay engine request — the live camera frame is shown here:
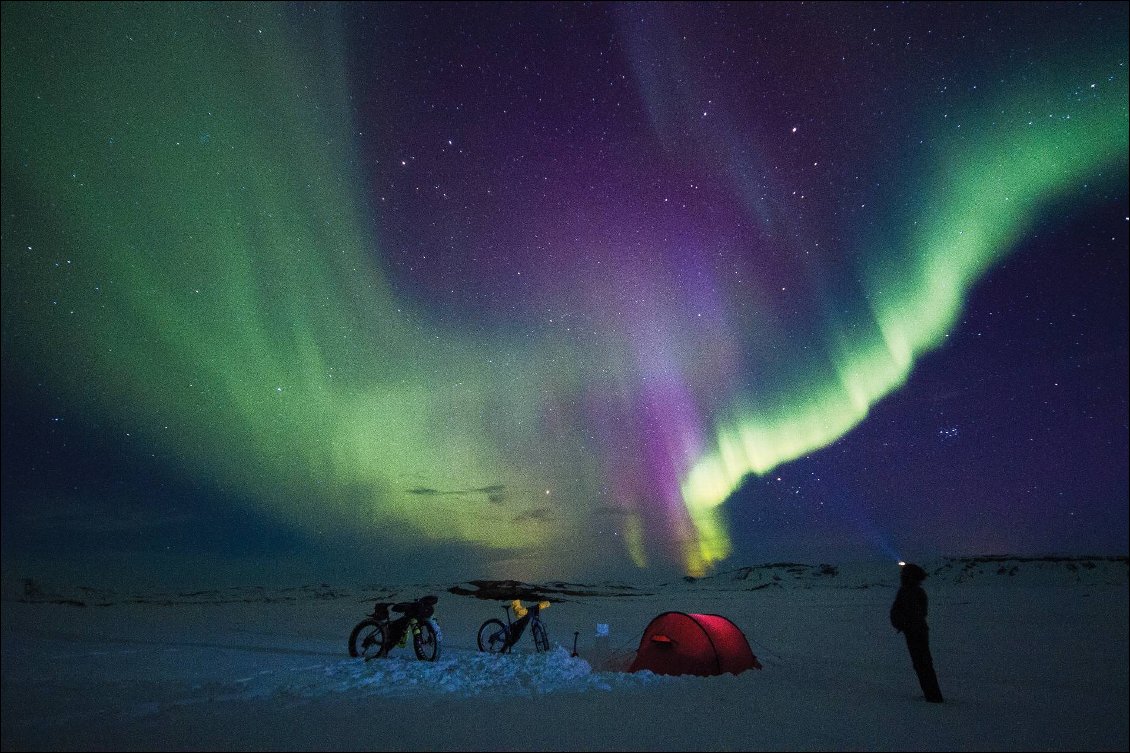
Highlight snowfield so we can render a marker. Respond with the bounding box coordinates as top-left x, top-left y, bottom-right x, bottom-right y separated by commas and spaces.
2, 556, 1126, 751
